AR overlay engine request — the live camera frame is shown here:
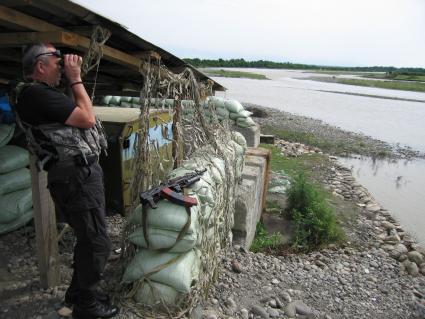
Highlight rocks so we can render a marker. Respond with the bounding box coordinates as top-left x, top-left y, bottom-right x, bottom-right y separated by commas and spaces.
408, 251, 424, 265
251, 305, 269, 318
231, 259, 243, 273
